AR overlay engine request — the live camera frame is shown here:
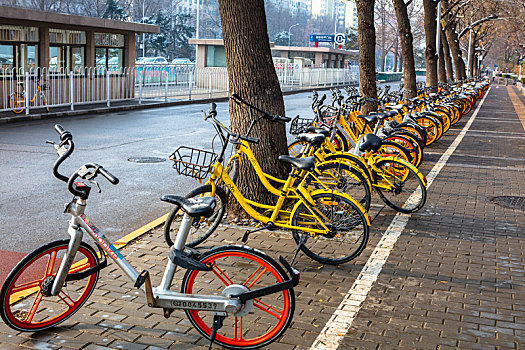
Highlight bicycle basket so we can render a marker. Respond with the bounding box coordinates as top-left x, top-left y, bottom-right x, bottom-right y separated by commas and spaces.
169, 146, 217, 180
289, 116, 315, 135
320, 109, 338, 126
